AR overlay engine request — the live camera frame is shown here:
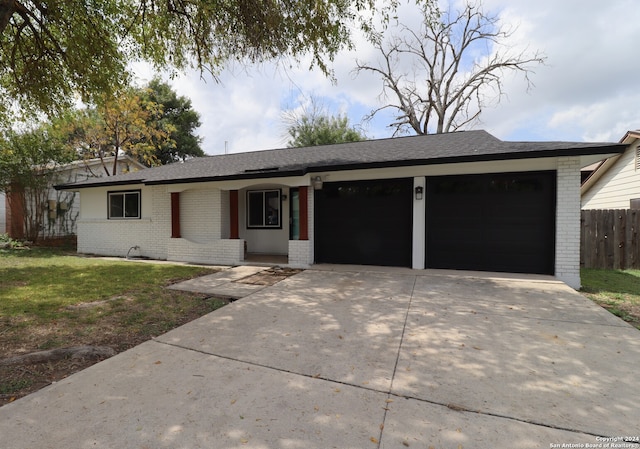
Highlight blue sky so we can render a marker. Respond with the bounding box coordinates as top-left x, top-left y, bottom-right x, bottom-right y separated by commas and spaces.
132, 0, 640, 155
